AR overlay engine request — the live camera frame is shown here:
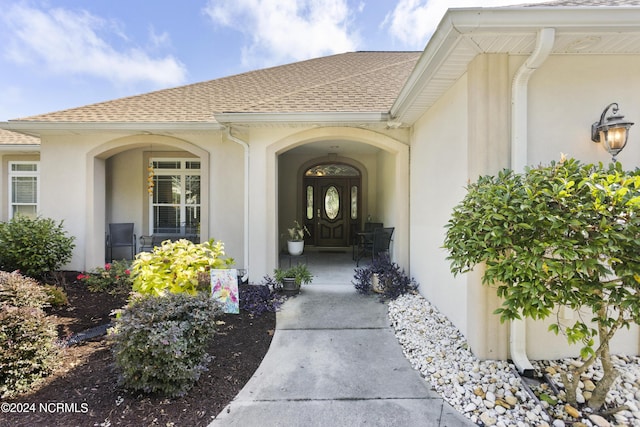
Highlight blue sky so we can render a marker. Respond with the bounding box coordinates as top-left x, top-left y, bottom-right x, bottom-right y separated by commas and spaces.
0, 0, 547, 121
